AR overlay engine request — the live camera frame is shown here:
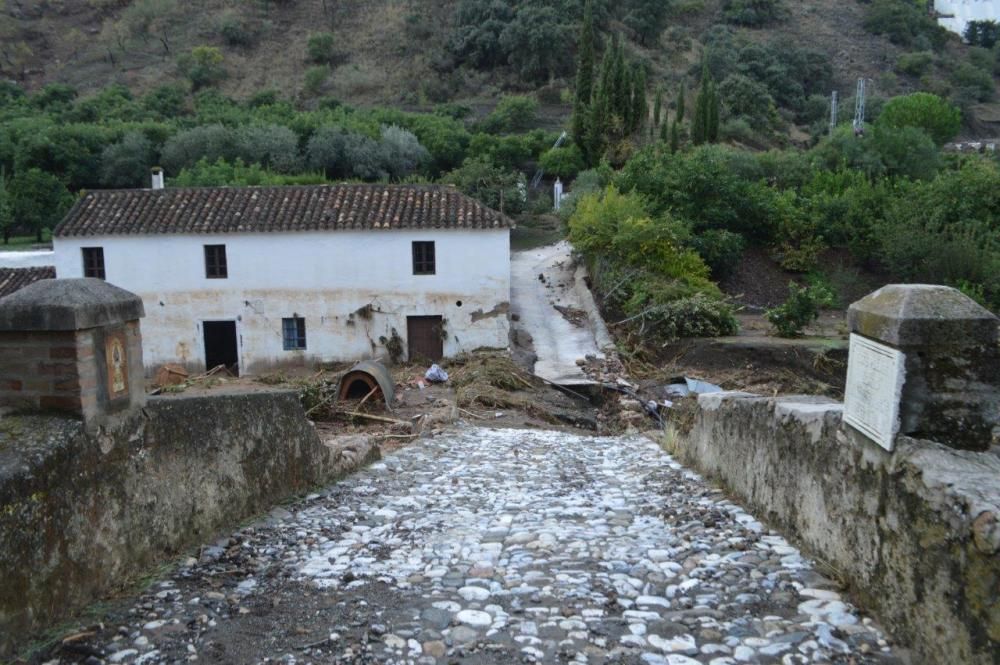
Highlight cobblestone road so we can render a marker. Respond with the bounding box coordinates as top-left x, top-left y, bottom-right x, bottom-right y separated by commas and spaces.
80, 427, 901, 664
